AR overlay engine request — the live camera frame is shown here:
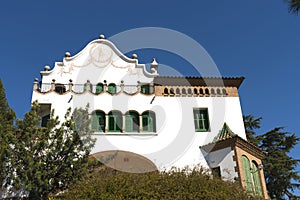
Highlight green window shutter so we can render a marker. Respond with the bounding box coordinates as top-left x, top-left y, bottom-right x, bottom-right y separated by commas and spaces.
141, 85, 150, 94
96, 84, 103, 94
108, 112, 122, 132
125, 115, 133, 132
193, 109, 209, 132
108, 84, 116, 94
91, 113, 99, 131
252, 162, 263, 196
242, 156, 254, 194
91, 111, 105, 132
142, 112, 155, 132
108, 115, 115, 131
